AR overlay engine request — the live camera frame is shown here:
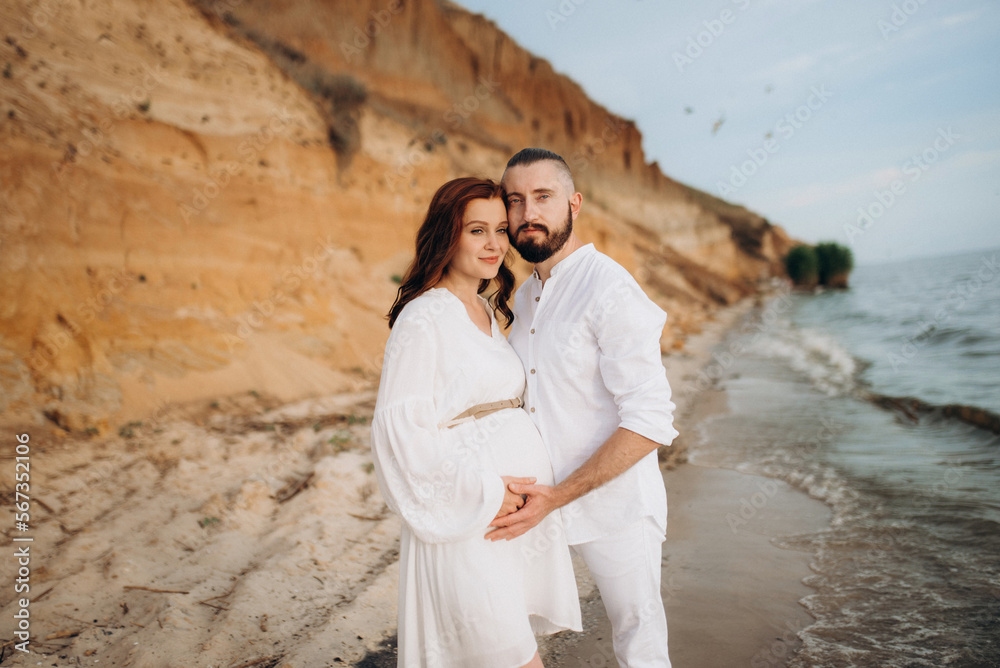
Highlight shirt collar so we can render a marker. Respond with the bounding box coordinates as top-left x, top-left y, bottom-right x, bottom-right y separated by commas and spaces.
532, 243, 595, 281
